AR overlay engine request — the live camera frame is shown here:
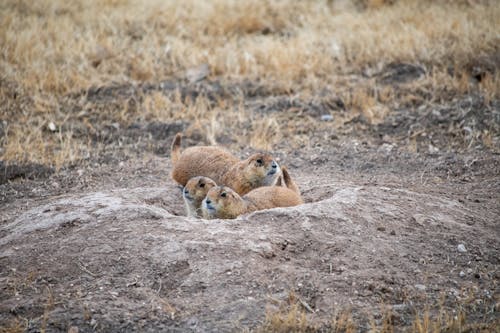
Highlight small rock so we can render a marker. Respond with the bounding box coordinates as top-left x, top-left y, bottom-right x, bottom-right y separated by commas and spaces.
187, 317, 198, 328
48, 122, 57, 132
457, 244, 467, 253
382, 134, 391, 143
68, 326, 79, 333
459, 271, 466, 277
415, 284, 426, 291
465, 216, 475, 225
378, 143, 395, 153
321, 114, 333, 121
376, 226, 386, 232
412, 214, 434, 226
428, 144, 439, 154
466, 268, 473, 274
391, 304, 407, 311
390, 230, 396, 236
89, 44, 113, 67
431, 109, 442, 119
185, 63, 210, 83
